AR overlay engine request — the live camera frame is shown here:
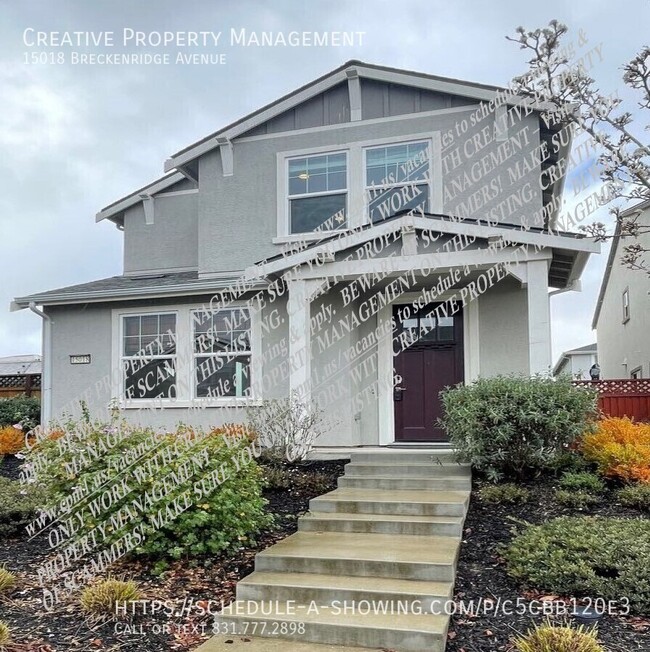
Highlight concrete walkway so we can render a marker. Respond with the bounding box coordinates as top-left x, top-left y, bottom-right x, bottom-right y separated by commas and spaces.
210, 449, 471, 652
